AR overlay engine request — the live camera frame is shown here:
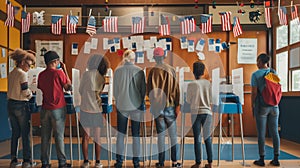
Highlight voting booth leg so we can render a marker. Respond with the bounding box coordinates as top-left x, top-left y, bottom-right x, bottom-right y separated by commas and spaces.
75, 113, 81, 161
240, 114, 245, 166
105, 113, 111, 165
142, 113, 147, 166
49, 130, 53, 164
124, 116, 130, 166
217, 113, 222, 167
180, 113, 186, 166
231, 114, 234, 161
109, 113, 112, 163
30, 115, 37, 167
149, 116, 154, 167
69, 115, 73, 164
